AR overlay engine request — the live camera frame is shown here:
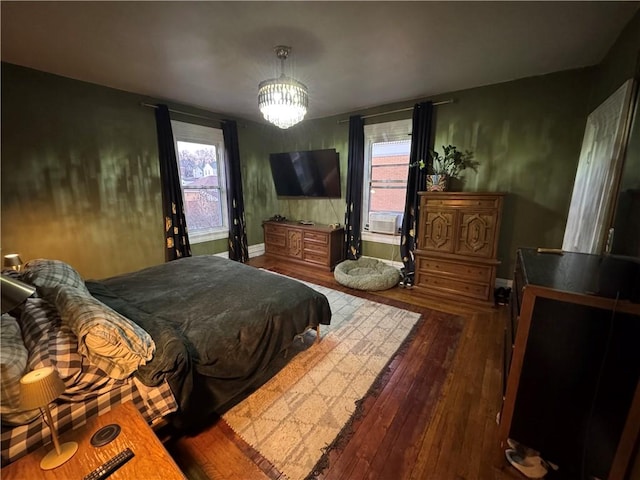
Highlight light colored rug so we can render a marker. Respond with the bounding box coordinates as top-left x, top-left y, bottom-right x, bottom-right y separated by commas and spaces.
222, 280, 422, 480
